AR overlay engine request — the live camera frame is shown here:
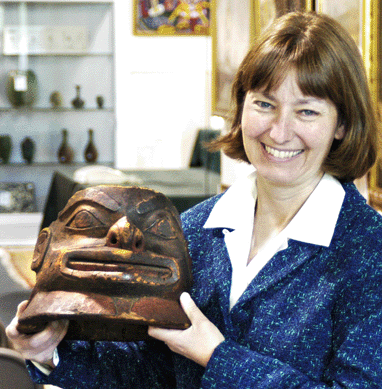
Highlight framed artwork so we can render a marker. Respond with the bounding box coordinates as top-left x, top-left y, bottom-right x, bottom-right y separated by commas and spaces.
318, 0, 382, 209
315, 1, 376, 201
256, 0, 312, 35
360, 0, 381, 210
211, 0, 256, 116
133, 0, 211, 36
315, 0, 362, 49
211, 0, 313, 117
